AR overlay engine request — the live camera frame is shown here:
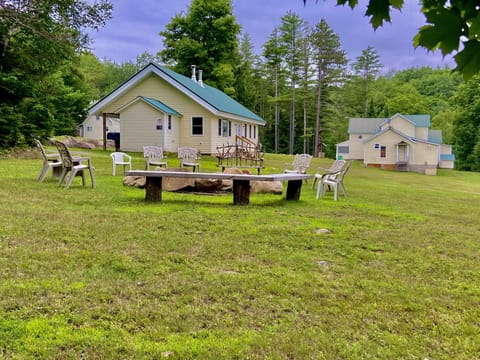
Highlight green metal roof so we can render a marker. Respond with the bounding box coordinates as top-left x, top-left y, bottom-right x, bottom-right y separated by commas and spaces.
440, 154, 455, 161
154, 64, 265, 124
141, 96, 182, 116
403, 114, 431, 127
